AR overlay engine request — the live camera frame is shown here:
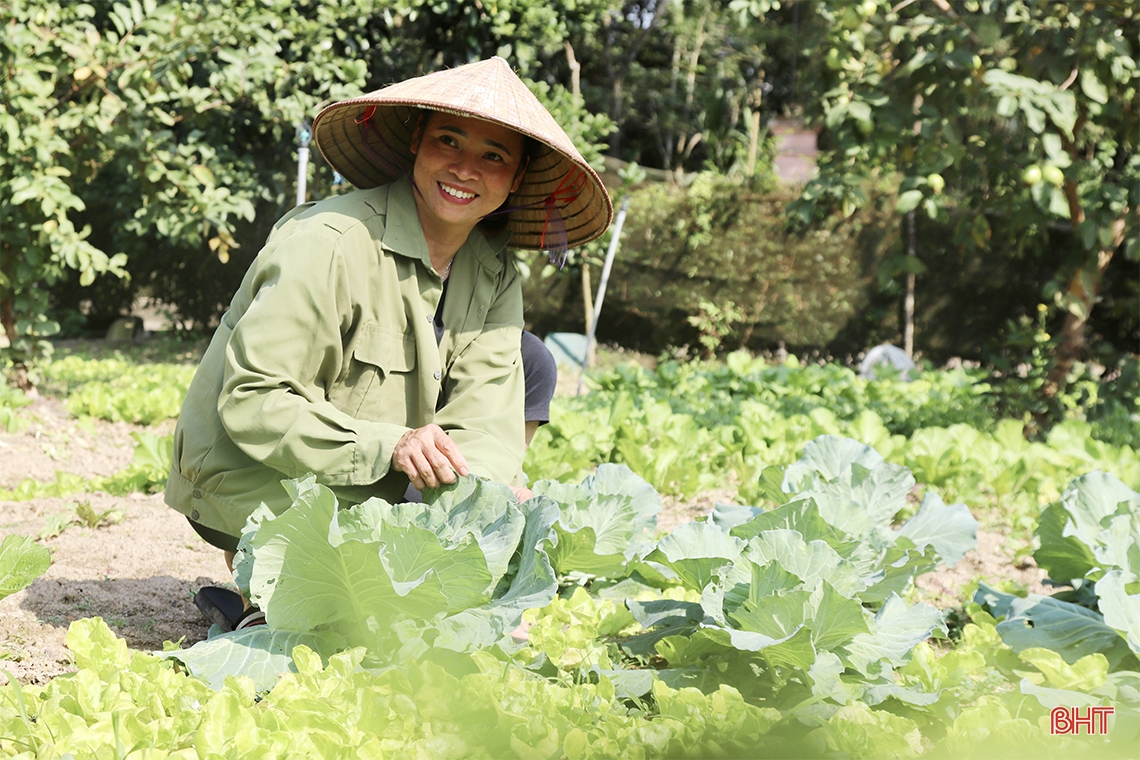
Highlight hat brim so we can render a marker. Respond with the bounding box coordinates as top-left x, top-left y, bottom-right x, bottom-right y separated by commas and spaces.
312, 59, 614, 251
